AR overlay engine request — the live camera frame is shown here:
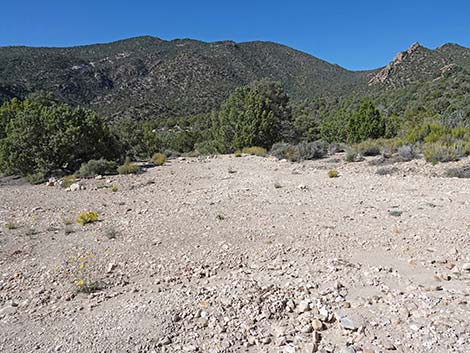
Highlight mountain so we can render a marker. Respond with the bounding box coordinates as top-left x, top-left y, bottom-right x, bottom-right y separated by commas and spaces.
0, 36, 370, 120
0, 36, 469, 120
368, 42, 470, 88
